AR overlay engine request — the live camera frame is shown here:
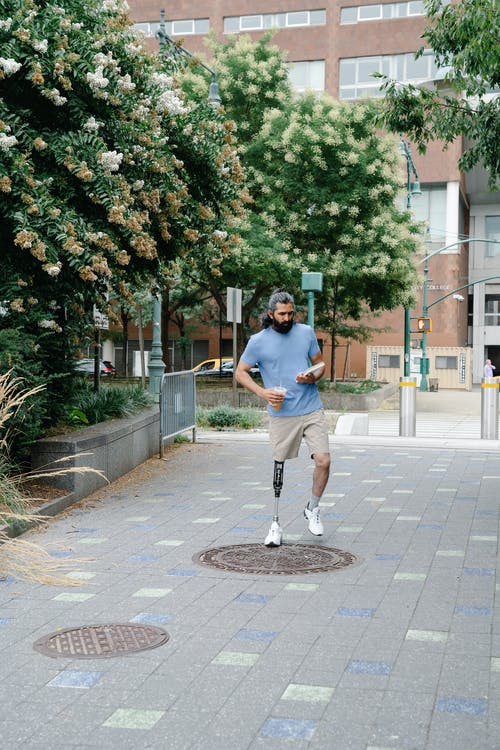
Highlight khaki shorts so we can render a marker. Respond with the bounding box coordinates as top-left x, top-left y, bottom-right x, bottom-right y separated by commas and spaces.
268, 409, 330, 462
